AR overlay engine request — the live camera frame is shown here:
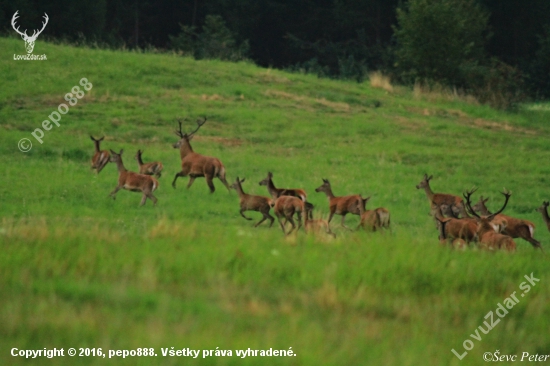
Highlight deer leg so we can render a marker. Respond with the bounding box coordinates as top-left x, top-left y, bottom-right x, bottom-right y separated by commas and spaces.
172, 172, 185, 188
277, 216, 286, 234
286, 216, 296, 235
147, 192, 158, 206
327, 208, 336, 224
219, 176, 231, 192
109, 186, 122, 199
240, 208, 253, 221
296, 212, 303, 231
140, 194, 147, 206
205, 175, 215, 193
187, 176, 197, 189
340, 214, 352, 230
263, 208, 275, 228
